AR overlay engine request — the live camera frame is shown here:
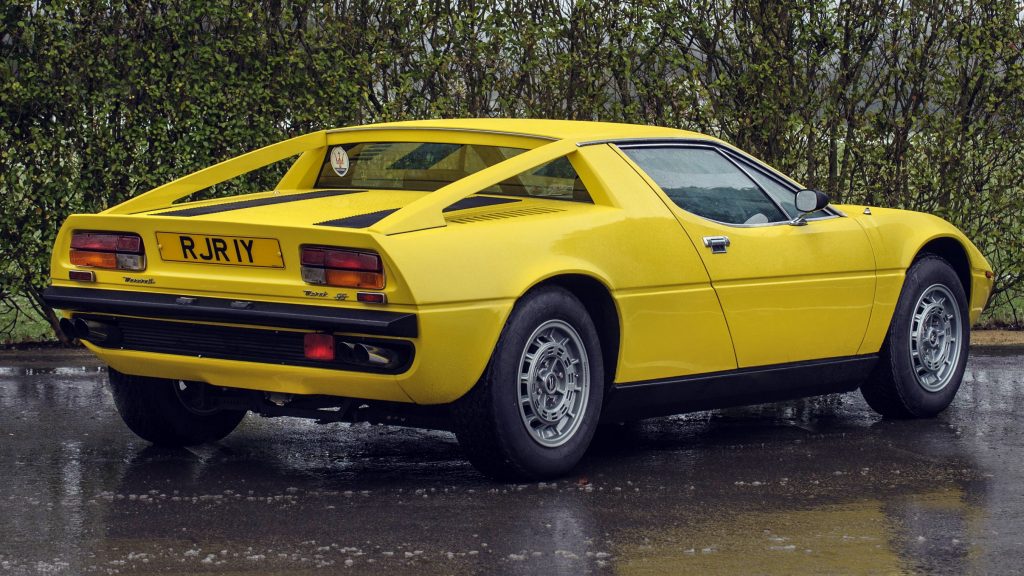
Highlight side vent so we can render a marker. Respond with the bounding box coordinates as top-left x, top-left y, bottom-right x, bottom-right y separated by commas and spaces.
446, 206, 565, 224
